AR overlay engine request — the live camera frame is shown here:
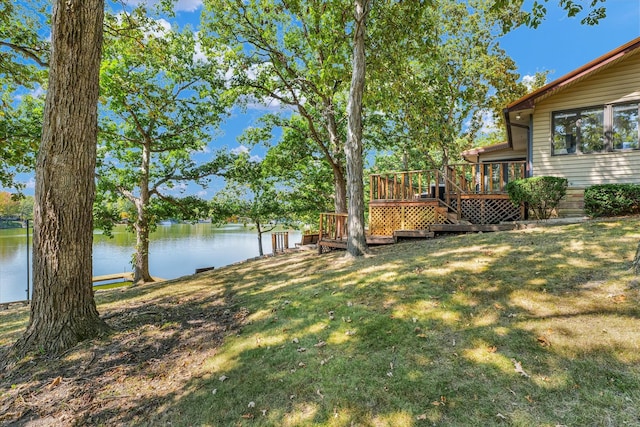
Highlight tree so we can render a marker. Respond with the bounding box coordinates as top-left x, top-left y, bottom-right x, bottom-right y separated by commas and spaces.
366, 0, 526, 172
97, 10, 231, 283
9, 0, 109, 357
0, 192, 33, 220
201, 0, 353, 214
211, 153, 291, 256
0, 0, 49, 192
344, 0, 370, 257
239, 113, 337, 227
